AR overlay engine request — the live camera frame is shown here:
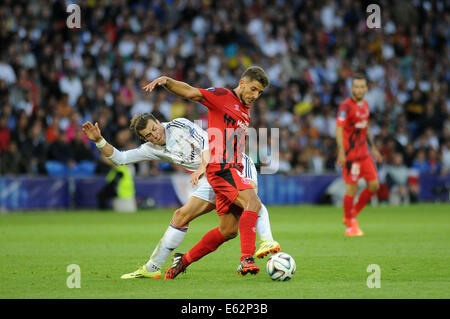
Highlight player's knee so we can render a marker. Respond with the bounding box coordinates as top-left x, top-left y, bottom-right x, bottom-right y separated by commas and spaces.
369, 182, 380, 193
346, 185, 358, 197
247, 194, 261, 212
219, 225, 238, 239
172, 207, 189, 228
